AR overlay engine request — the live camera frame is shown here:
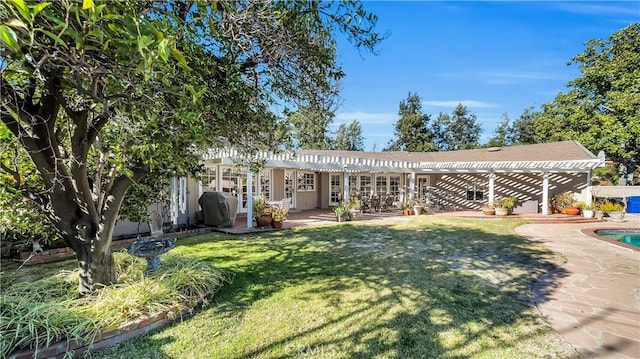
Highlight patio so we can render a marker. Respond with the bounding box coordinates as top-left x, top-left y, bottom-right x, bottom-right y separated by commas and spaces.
209, 207, 605, 234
